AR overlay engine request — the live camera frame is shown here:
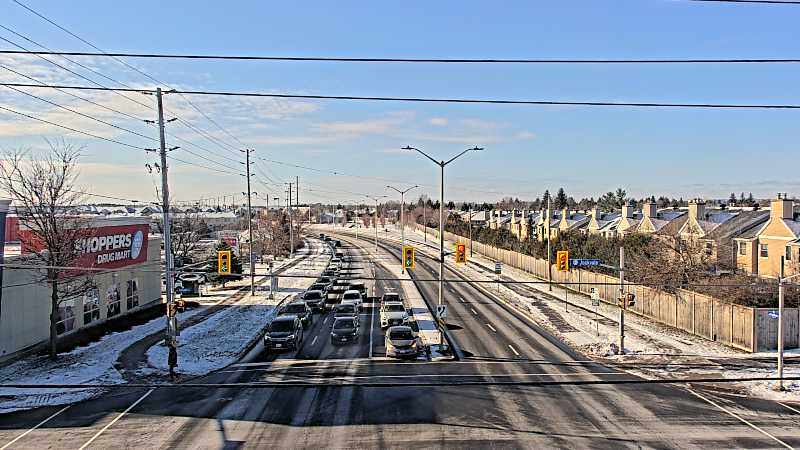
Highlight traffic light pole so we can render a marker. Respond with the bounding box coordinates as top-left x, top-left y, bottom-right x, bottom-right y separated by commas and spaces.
618, 246, 625, 355
287, 182, 294, 258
